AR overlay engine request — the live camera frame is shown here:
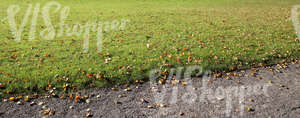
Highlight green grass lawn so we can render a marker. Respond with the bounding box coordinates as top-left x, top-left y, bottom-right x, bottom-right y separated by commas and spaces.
0, 0, 300, 97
